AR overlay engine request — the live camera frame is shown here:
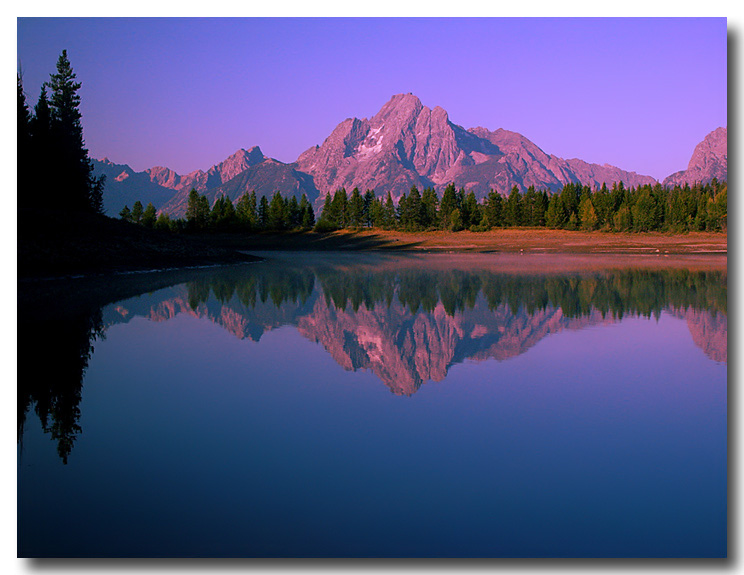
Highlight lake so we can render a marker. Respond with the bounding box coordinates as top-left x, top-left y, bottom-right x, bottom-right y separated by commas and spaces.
17, 252, 727, 558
